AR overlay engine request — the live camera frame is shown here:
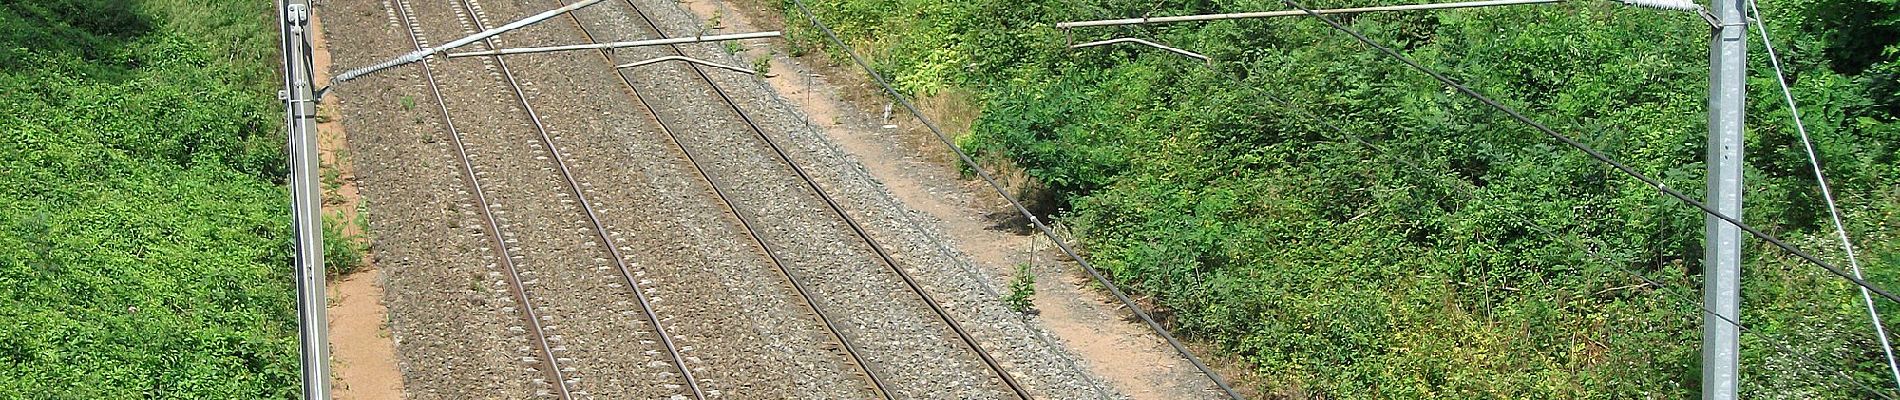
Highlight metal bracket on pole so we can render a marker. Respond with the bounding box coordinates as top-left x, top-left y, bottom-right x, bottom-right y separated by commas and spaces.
281, 0, 330, 398
1069, 37, 1211, 65
446, 31, 780, 58
615, 55, 760, 75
